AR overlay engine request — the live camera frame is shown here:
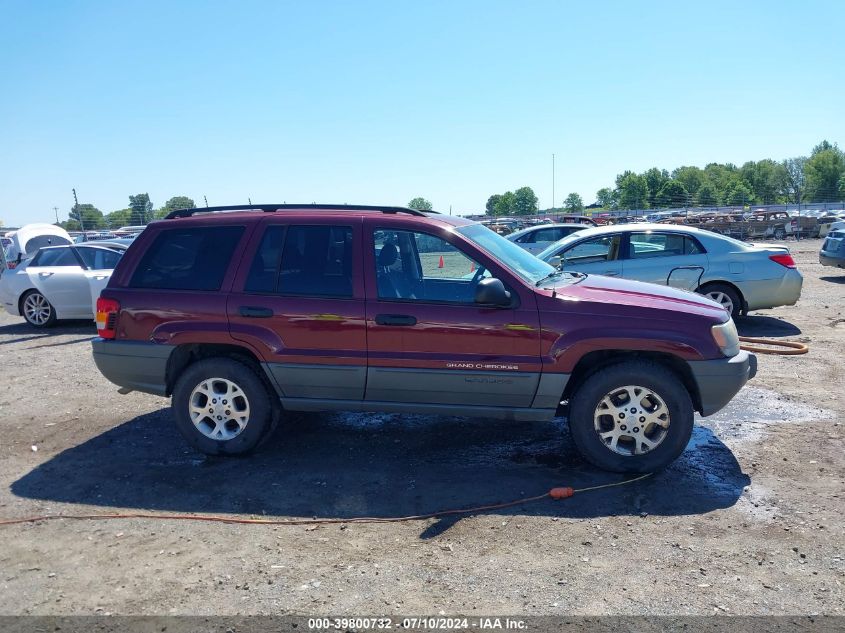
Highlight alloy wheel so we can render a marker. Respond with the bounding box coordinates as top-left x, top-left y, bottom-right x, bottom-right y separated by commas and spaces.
188, 378, 251, 440
593, 385, 671, 456
705, 291, 734, 315
23, 293, 52, 326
